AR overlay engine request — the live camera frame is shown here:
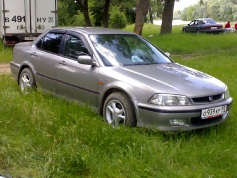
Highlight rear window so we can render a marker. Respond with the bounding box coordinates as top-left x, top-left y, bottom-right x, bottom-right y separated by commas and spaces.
203, 19, 217, 24
36, 32, 64, 54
